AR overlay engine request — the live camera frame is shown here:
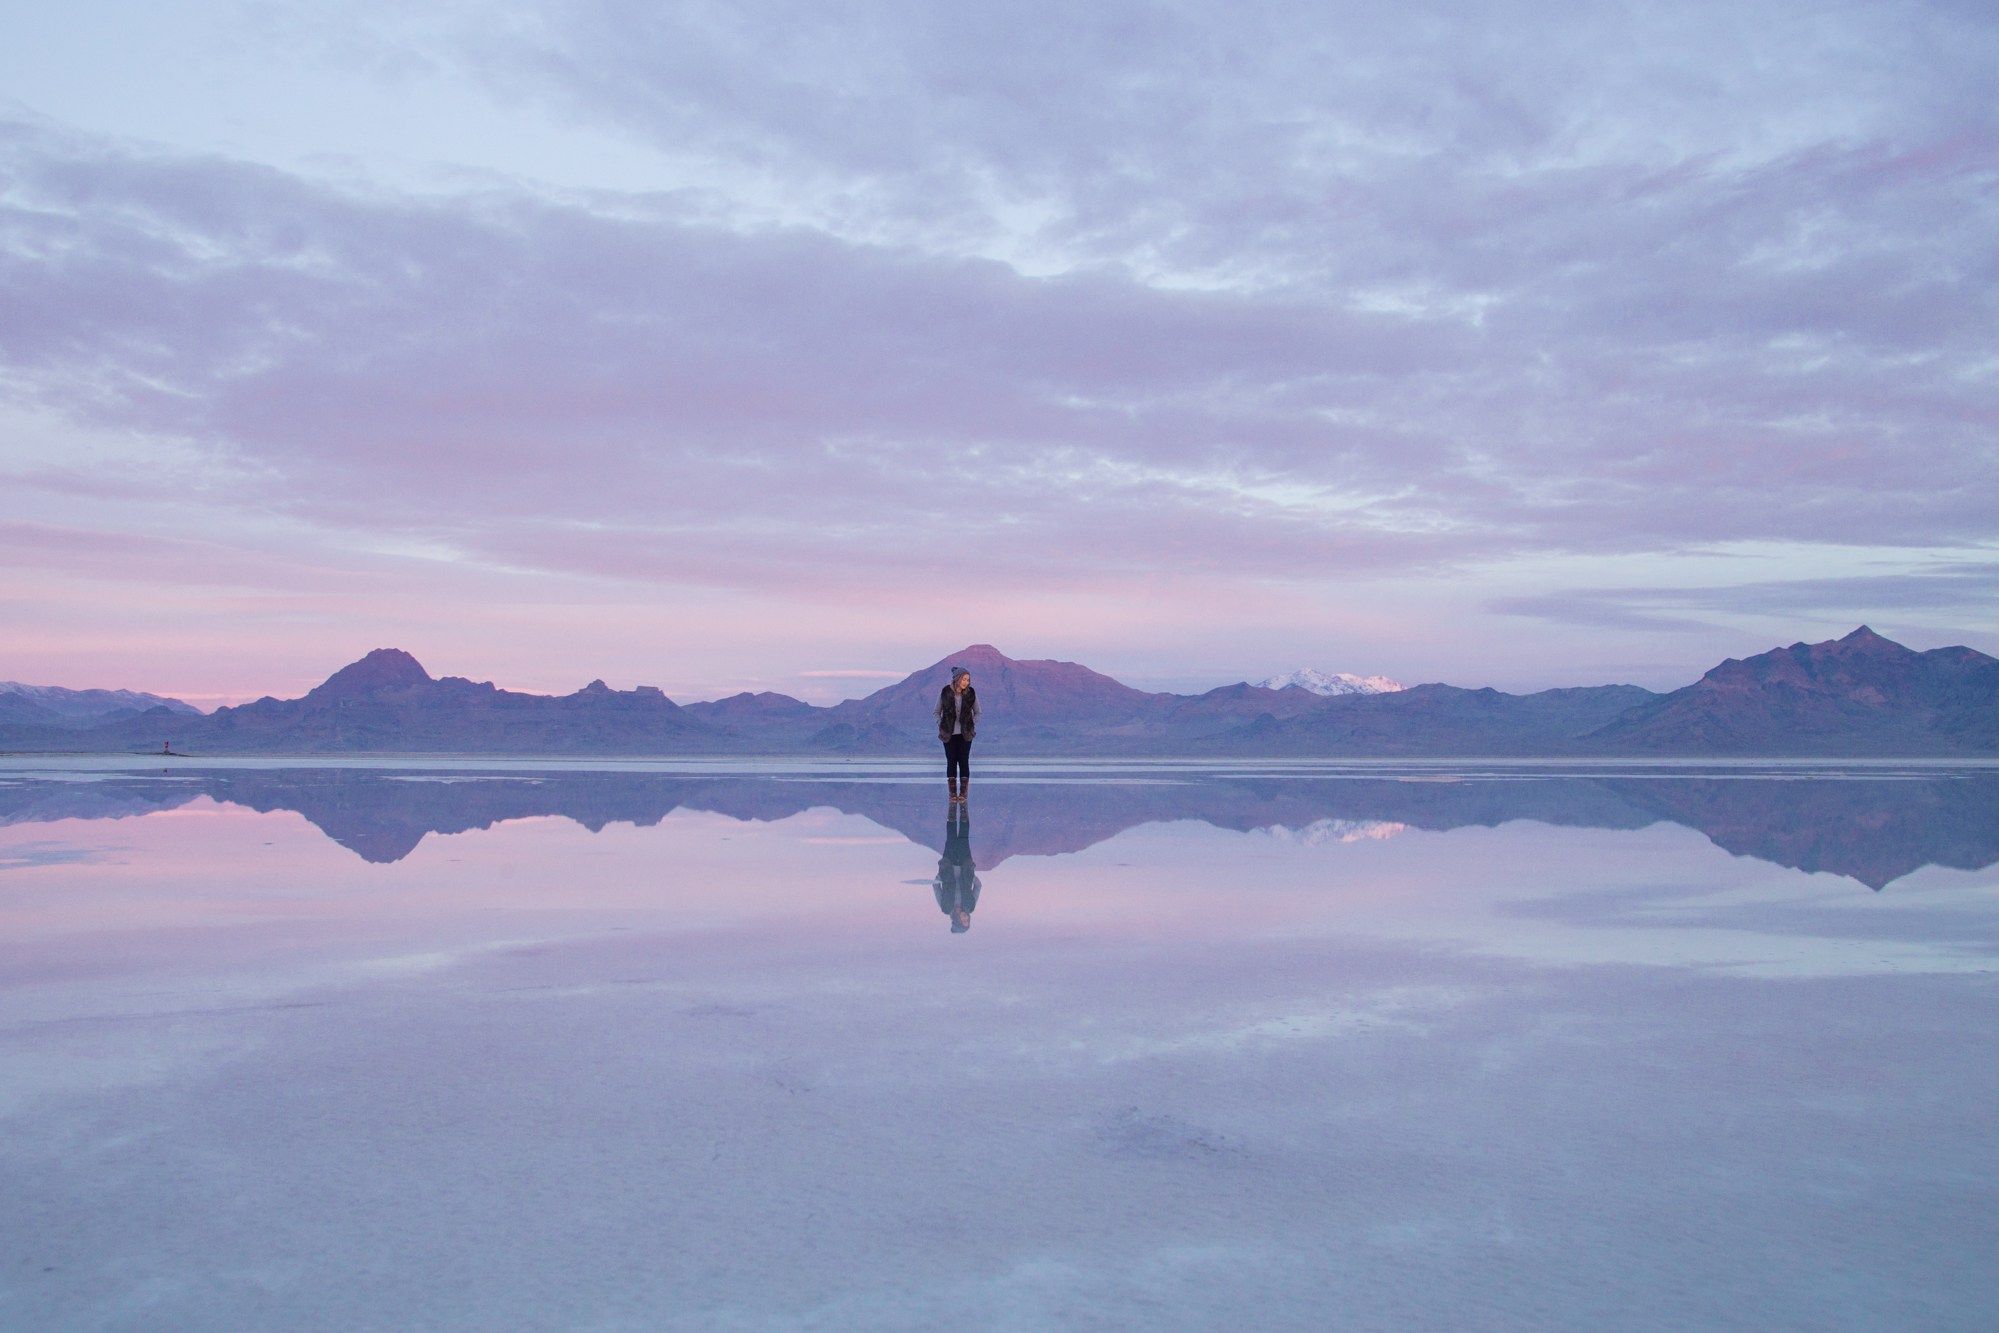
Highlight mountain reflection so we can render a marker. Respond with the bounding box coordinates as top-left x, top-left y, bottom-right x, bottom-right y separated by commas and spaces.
2, 765, 1995, 890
